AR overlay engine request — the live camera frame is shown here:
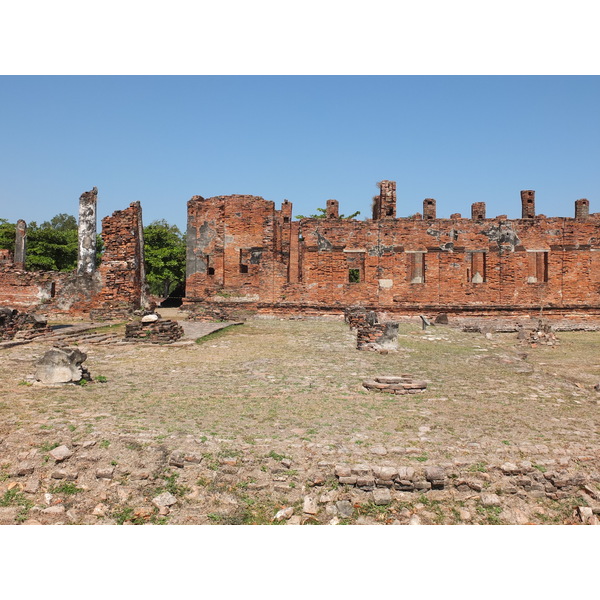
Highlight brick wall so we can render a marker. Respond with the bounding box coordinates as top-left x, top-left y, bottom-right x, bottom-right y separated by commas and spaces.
184, 185, 600, 316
